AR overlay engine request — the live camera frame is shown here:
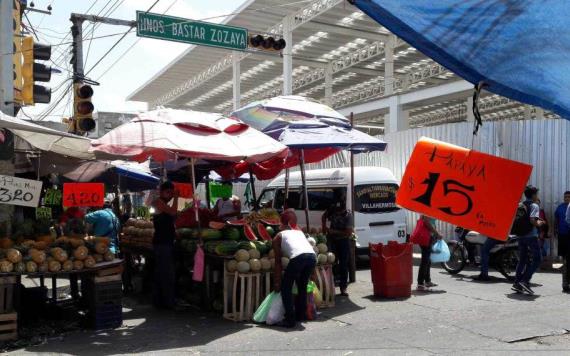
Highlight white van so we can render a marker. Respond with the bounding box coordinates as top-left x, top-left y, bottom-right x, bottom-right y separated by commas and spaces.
257, 167, 407, 254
